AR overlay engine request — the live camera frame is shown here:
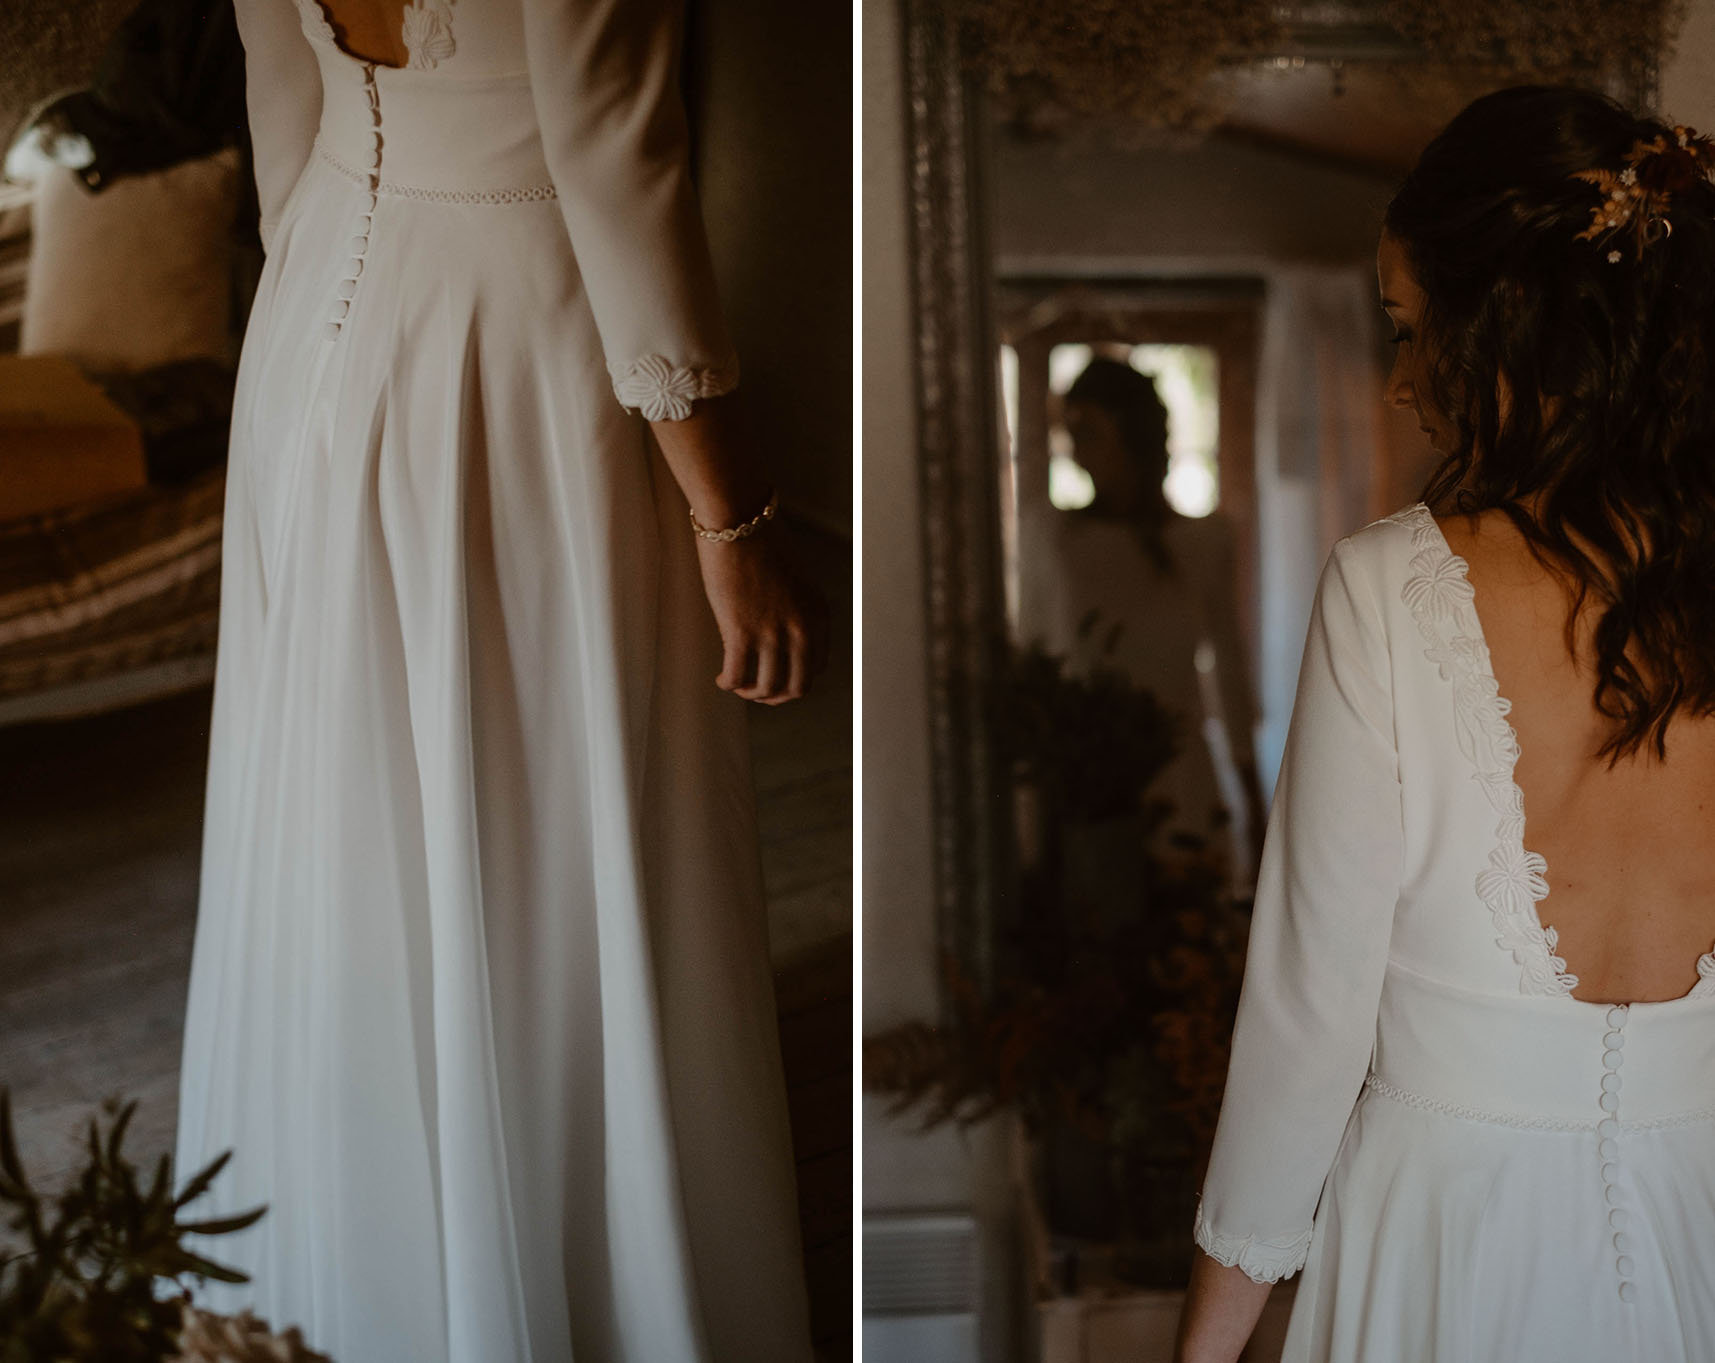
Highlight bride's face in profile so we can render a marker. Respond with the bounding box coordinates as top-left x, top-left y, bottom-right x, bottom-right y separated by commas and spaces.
1063, 399, 1138, 505
1377, 228, 1455, 454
